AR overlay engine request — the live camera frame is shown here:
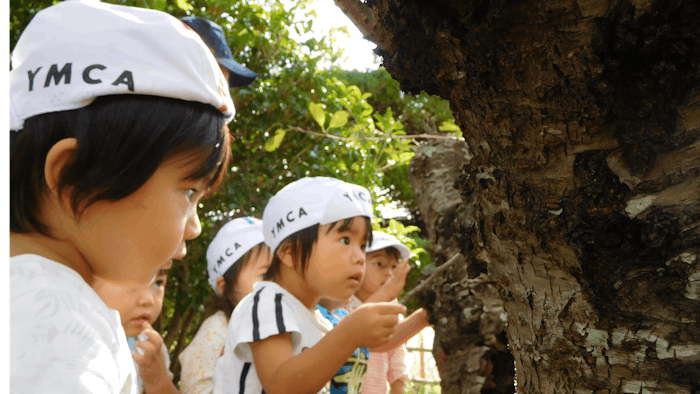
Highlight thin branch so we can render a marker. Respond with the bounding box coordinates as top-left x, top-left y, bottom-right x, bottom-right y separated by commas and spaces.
332, 0, 396, 52
400, 253, 463, 305
287, 126, 463, 142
